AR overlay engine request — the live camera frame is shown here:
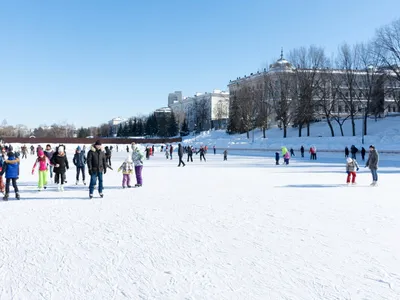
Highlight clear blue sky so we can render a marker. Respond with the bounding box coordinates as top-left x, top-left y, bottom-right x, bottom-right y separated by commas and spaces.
0, 0, 399, 128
